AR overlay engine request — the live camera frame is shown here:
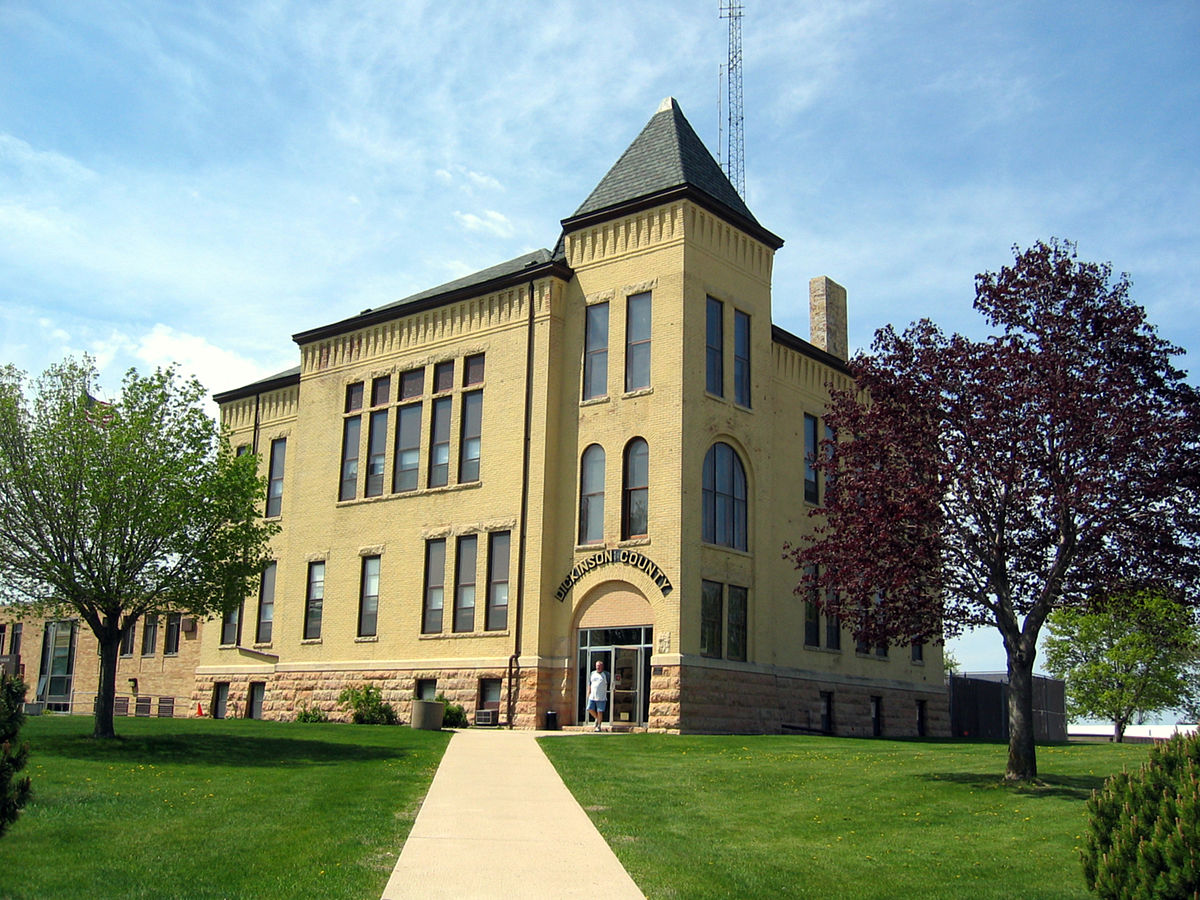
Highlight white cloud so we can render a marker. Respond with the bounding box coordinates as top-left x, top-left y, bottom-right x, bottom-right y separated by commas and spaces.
131, 323, 283, 395
453, 209, 514, 238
